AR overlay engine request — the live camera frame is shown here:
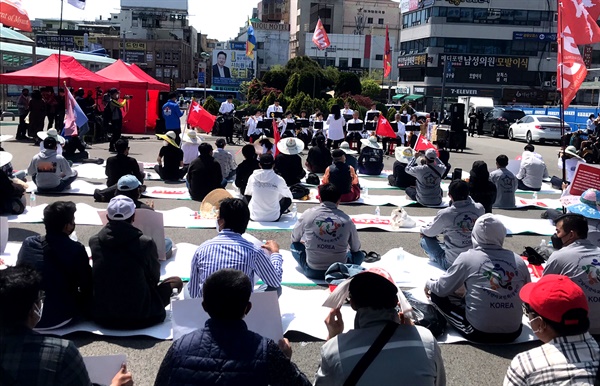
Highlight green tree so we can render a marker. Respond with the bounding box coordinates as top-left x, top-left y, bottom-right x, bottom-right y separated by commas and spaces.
376, 102, 388, 118
289, 92, 309, 114
386, 107, 397, 122
258, 91, 278, 112
323, 66, 340, 88
285, 56, 321, 73
284, 73, 301, 97
361, 79, 381, 100
202, 96, 220, 116
344, 98, 360, 112
335, 72, 362, 95
261, 69, 288, 92
298, 71, 323, 97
